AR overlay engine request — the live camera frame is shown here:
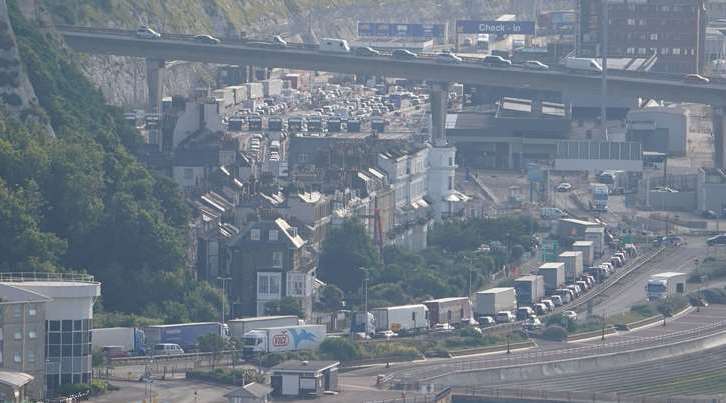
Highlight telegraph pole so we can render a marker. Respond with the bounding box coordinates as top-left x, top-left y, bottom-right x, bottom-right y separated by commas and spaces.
217, 276, 232, 323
